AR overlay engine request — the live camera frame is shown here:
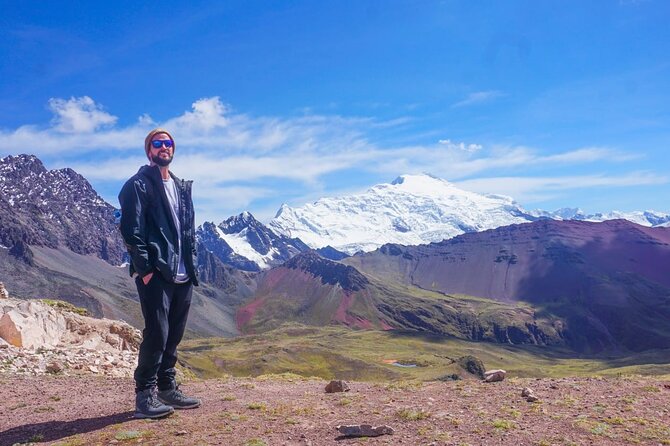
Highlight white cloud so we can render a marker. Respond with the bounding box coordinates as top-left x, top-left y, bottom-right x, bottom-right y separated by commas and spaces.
452, 90, 504, 108
455, 172, 668, 202
48, 96, 117, 133
438, 139, 483, 152
164, 96, 229, 132
1, 95, 663, 222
